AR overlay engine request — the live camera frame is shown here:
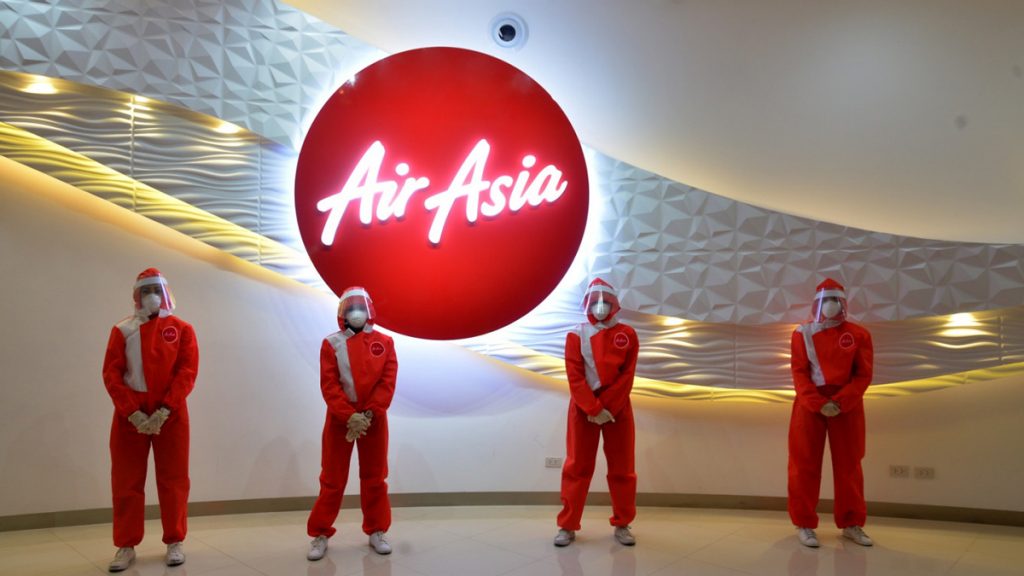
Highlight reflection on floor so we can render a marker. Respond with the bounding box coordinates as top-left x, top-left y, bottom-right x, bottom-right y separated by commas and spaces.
0, 506, 1022, 575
